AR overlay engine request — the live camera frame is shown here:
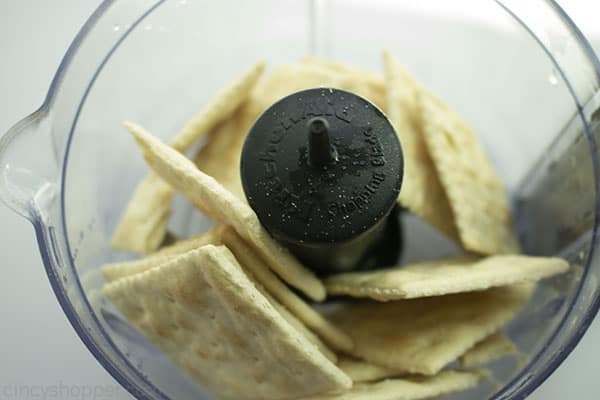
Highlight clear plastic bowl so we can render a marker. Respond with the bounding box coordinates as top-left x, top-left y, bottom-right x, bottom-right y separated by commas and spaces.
0, 1, 599, 399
